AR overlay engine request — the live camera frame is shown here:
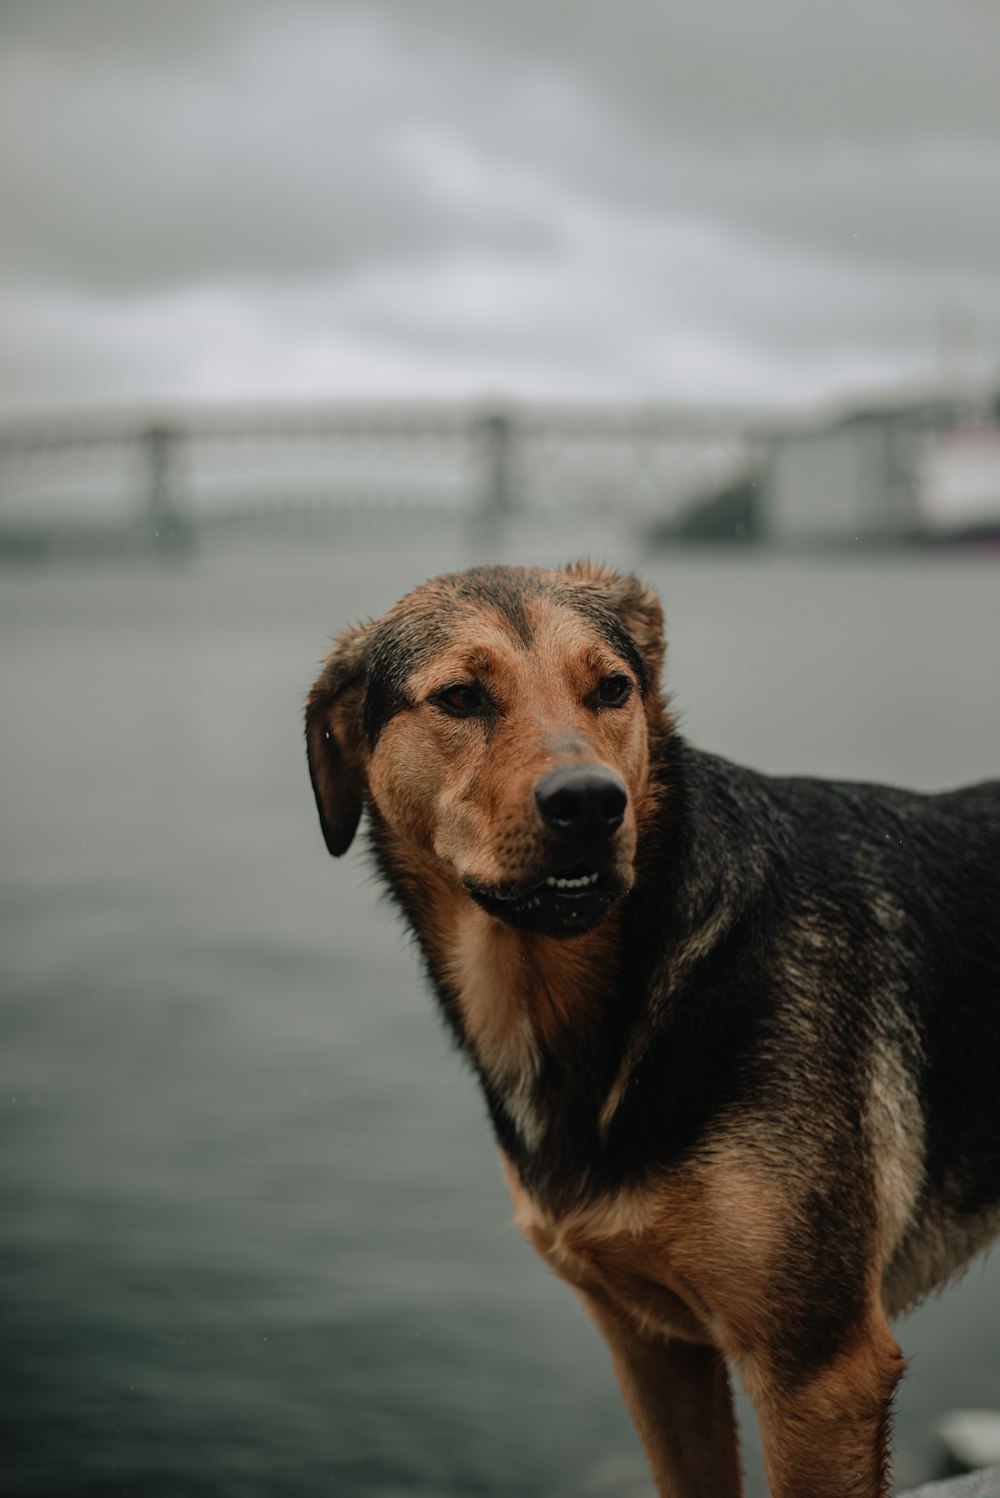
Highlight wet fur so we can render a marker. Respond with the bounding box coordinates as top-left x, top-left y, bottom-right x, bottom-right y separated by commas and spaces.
306, 563, 1000, 1498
